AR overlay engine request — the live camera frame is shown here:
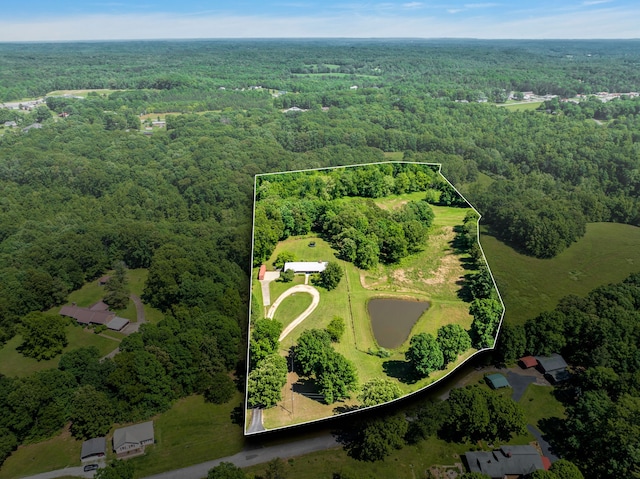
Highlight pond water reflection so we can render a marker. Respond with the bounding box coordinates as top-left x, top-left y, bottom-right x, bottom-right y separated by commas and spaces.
368, 298, 430, 349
